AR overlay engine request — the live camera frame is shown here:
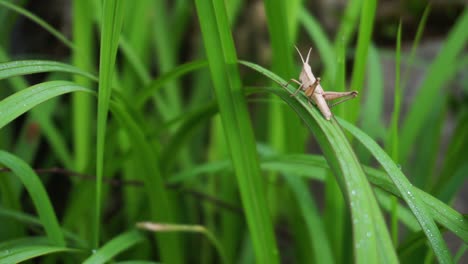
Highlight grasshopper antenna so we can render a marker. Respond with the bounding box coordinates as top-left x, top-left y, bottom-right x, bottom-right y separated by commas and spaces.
294, 45, 305, 64
305, 48, 312, 64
